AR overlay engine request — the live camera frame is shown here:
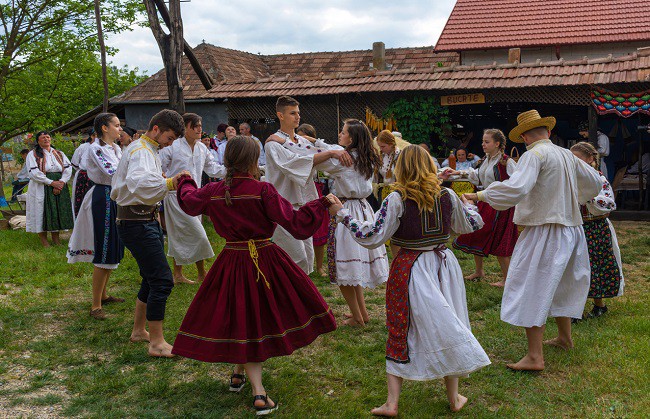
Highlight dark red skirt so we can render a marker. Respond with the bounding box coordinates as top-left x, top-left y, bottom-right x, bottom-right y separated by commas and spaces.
172, 240, 337, 364
73, 170, 94, 218
313, 181, 330, 246
453, 201, 518, 257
